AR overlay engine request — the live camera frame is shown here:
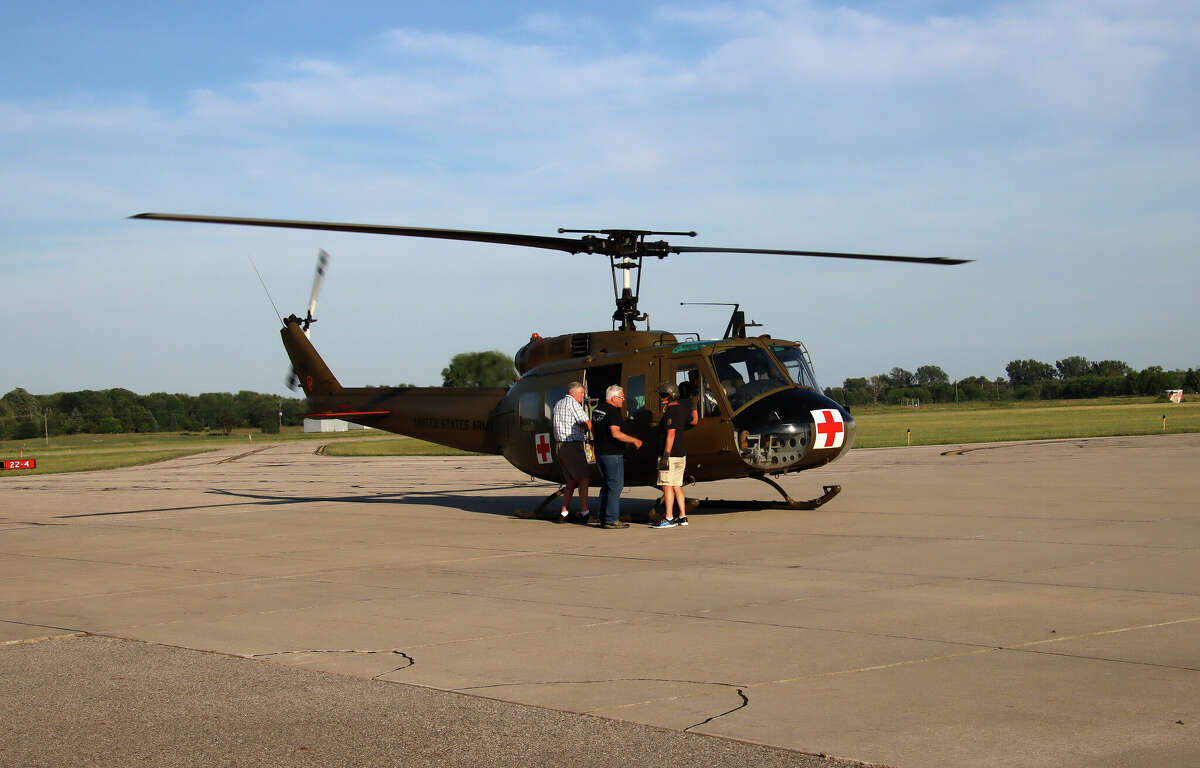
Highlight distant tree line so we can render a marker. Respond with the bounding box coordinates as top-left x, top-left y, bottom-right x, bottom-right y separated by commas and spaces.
1, 349, 515, 441
824, 356, 1199, 406
5, 353, 1194, 439
0, 388, 309, 440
